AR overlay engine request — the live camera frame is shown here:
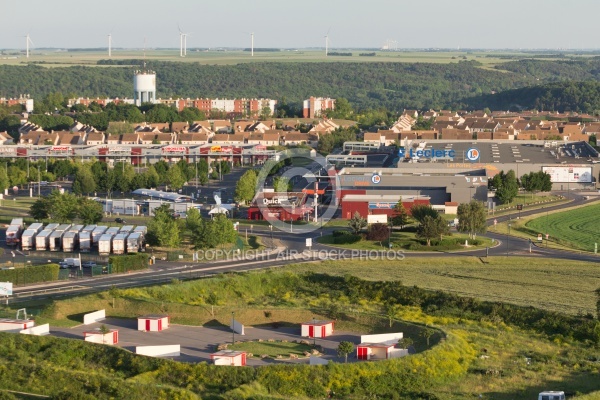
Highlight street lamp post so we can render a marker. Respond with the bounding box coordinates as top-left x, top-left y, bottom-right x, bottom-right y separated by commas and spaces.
506, 222, 512, 256
545, 208, 549, 248
231, 312, 235, 345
